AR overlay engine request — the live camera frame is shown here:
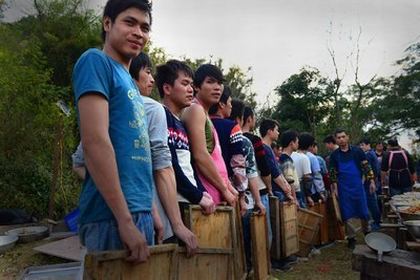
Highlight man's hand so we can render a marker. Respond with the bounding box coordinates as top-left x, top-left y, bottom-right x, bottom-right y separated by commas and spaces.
369, 181, 376, 194
222, 187, 237, 207
152, 210, 164, 244
173, 224, 198, 257
306, 196, 315, 207
227, 181, 239, 197
239, 195, 247, 217
255, 201, 266, 216
118, 221, 150, 263
199, 192, 216, 215
331, 183, 338, 198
